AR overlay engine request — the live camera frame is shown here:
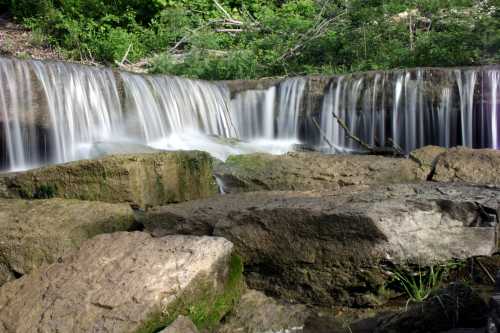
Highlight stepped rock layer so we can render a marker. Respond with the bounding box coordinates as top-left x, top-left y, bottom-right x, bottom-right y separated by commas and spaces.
141, 182, 499, 306
0, 232, 236, 333
215, 151, 429, 193
0, 198, 135, 286
0, 151, 217, 207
